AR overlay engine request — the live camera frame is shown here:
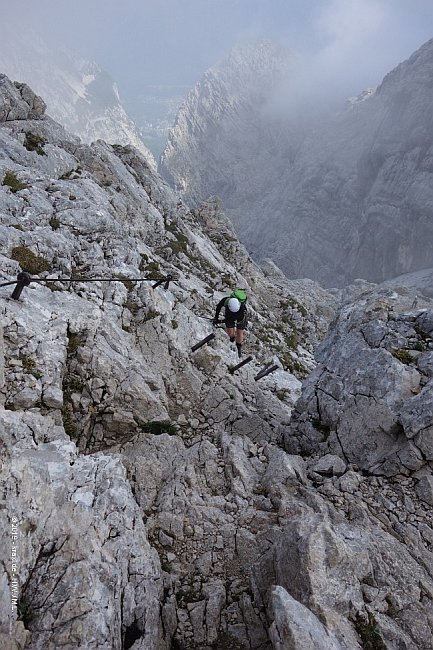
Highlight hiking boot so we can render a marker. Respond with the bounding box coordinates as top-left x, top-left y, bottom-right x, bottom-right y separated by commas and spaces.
236, 343, 242, 358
